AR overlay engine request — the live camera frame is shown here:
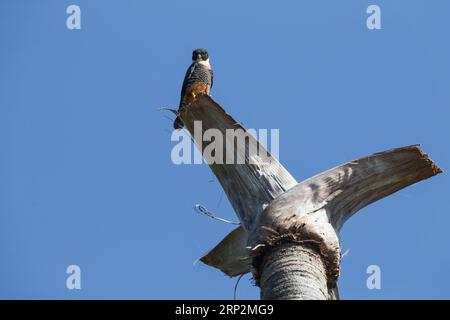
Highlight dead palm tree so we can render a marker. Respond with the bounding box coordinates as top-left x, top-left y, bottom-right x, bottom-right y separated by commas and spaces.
174, 95, 442, 300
